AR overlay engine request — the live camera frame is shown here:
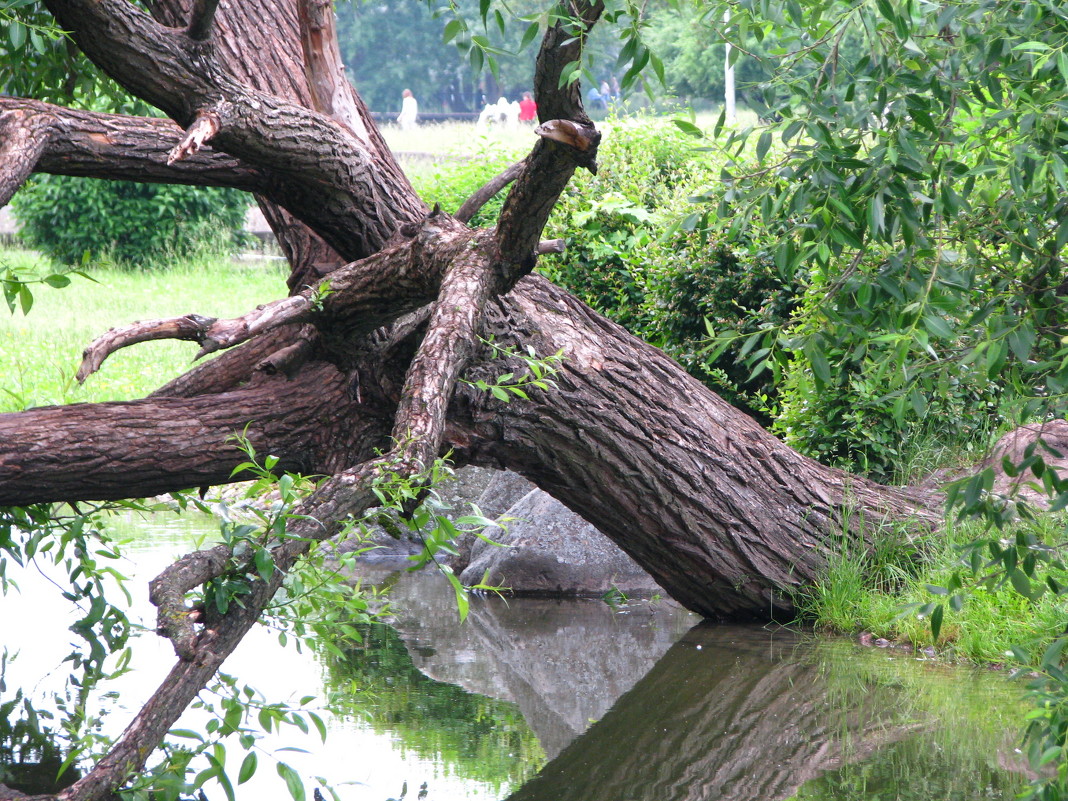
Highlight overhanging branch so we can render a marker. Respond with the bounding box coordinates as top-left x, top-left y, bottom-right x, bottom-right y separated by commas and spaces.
0, 97, 266, 191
